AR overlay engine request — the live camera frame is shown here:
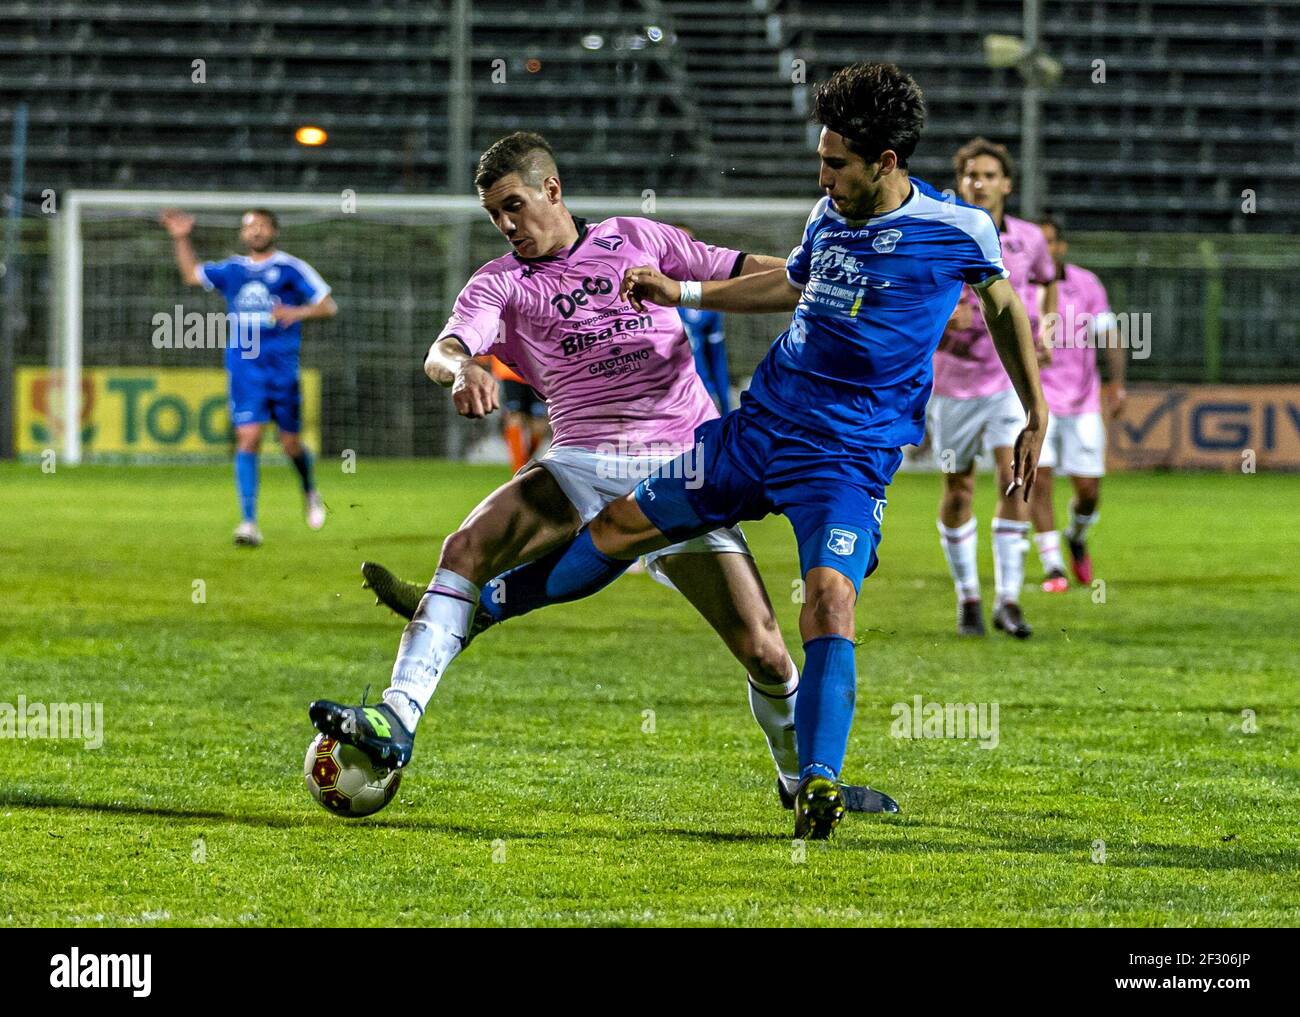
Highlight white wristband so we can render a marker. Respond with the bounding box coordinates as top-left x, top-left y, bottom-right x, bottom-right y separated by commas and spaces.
678, 280, 702, 307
